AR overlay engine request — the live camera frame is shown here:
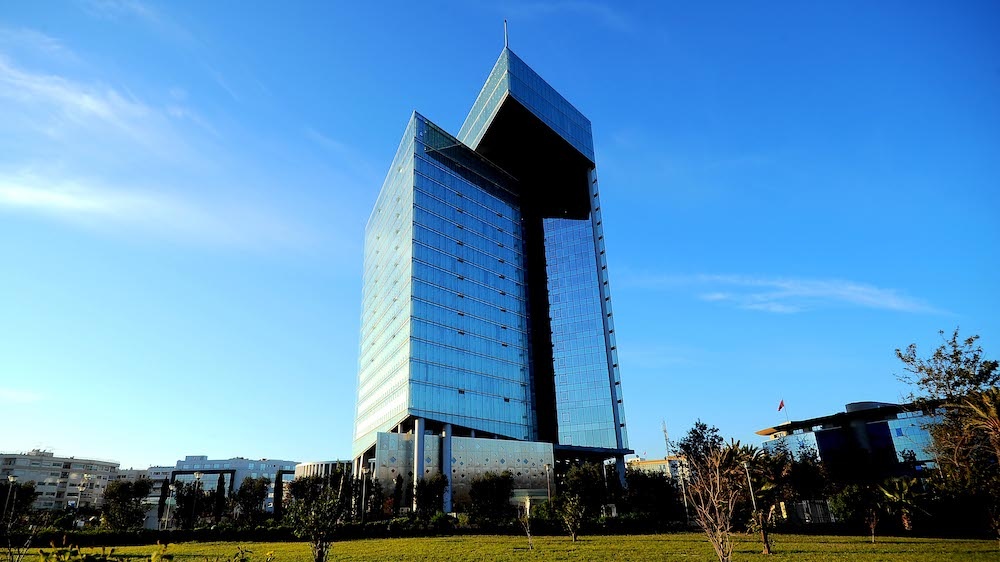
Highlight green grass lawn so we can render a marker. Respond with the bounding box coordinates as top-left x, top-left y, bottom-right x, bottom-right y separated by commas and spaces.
95, 534, 1000, 562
